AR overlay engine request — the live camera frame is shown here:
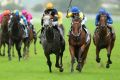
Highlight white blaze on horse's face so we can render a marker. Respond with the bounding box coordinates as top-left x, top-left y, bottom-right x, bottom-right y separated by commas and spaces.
43, 15, 51, 26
